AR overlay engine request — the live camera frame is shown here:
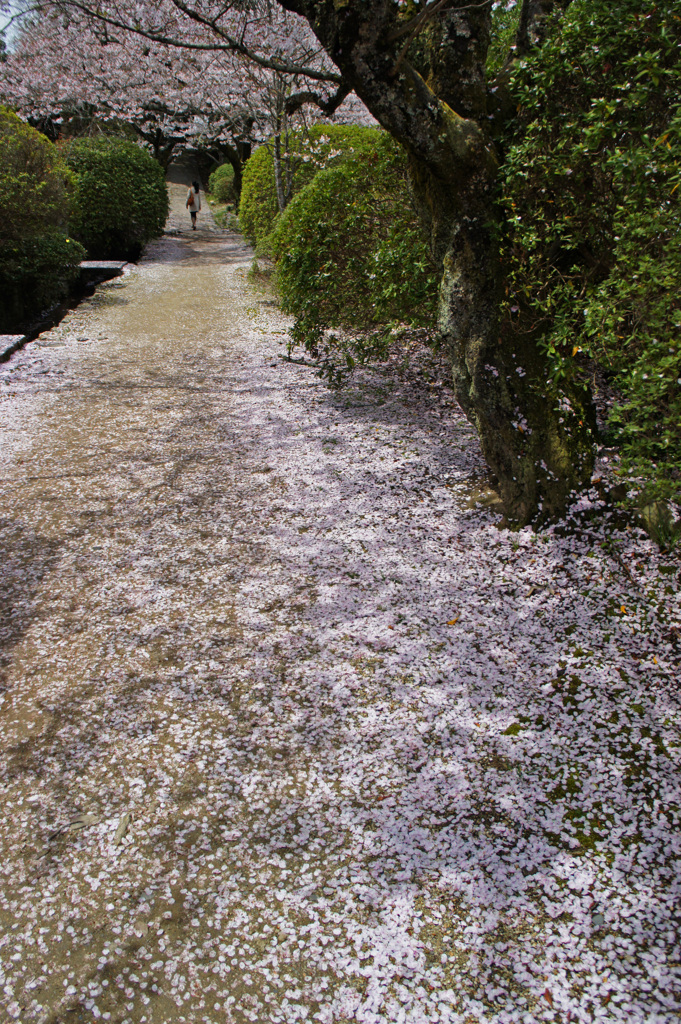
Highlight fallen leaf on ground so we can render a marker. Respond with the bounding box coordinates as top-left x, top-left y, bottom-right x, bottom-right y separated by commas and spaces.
114, 811, 132, 846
